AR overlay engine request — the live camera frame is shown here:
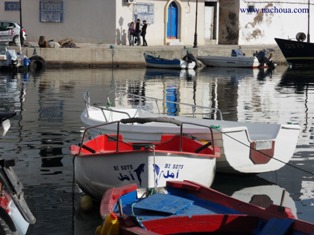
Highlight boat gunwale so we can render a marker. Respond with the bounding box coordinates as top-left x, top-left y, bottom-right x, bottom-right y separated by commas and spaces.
74, 116, 218, 157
